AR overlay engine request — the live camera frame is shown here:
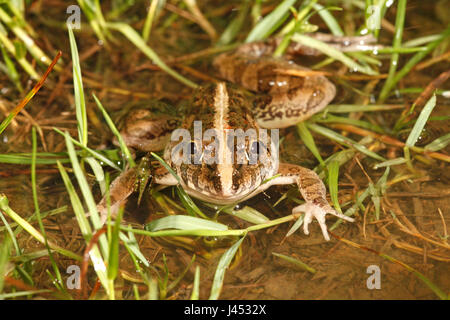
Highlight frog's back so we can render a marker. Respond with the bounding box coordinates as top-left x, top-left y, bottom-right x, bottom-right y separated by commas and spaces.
183, 82, 258, 135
